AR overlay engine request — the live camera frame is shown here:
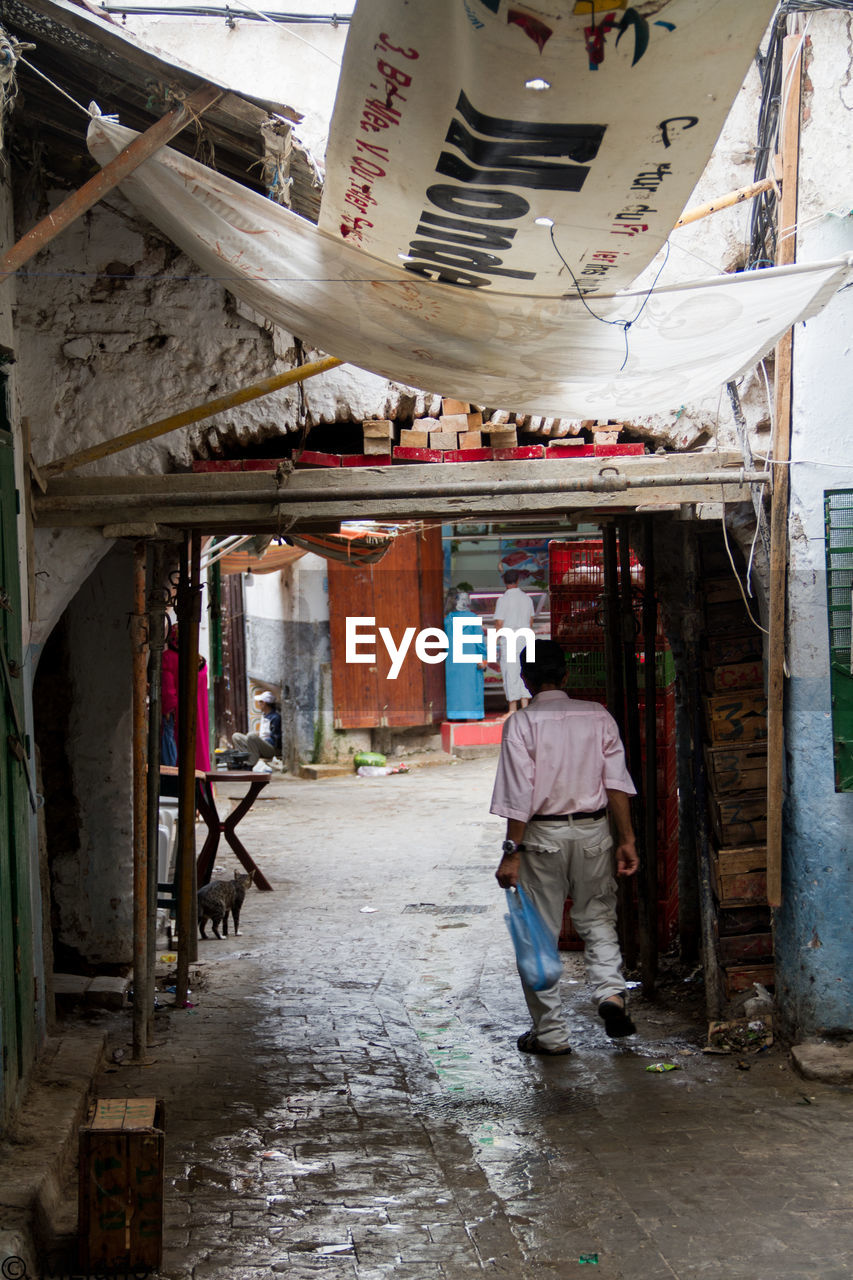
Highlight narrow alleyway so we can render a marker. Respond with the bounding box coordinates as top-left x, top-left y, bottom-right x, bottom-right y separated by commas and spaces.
90, 759, 851, 1279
